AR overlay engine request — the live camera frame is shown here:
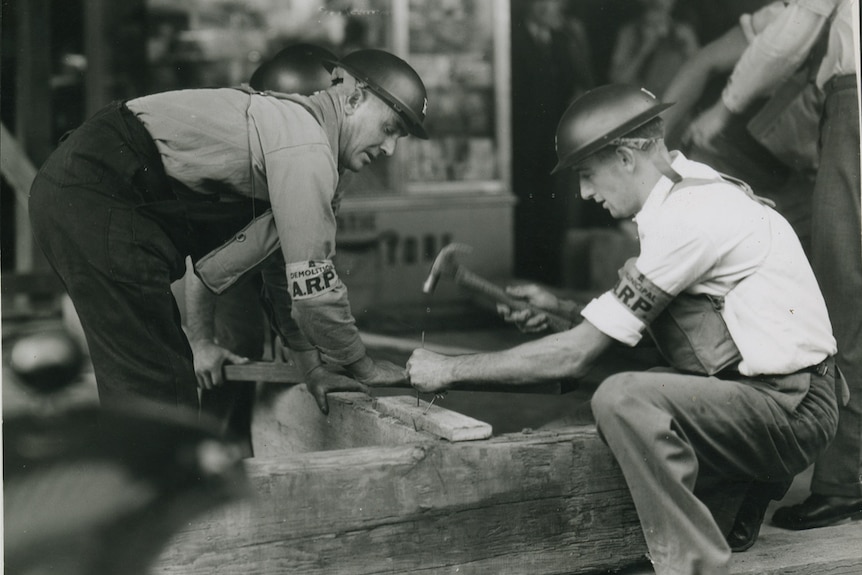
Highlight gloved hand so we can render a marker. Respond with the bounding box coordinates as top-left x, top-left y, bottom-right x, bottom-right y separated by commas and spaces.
305, 365, 371, 415
190, 339, 249, 390
496, 284, 560, 333
347, 355, 409, 388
